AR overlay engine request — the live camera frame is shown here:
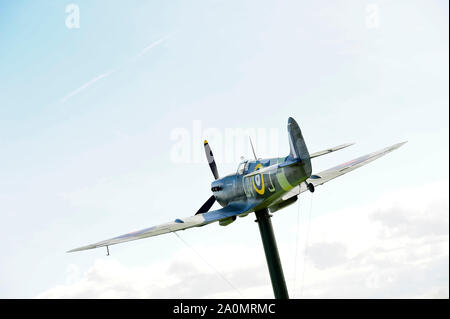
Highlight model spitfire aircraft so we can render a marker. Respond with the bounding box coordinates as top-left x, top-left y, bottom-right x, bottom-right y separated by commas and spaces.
68, 117, 406, 253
